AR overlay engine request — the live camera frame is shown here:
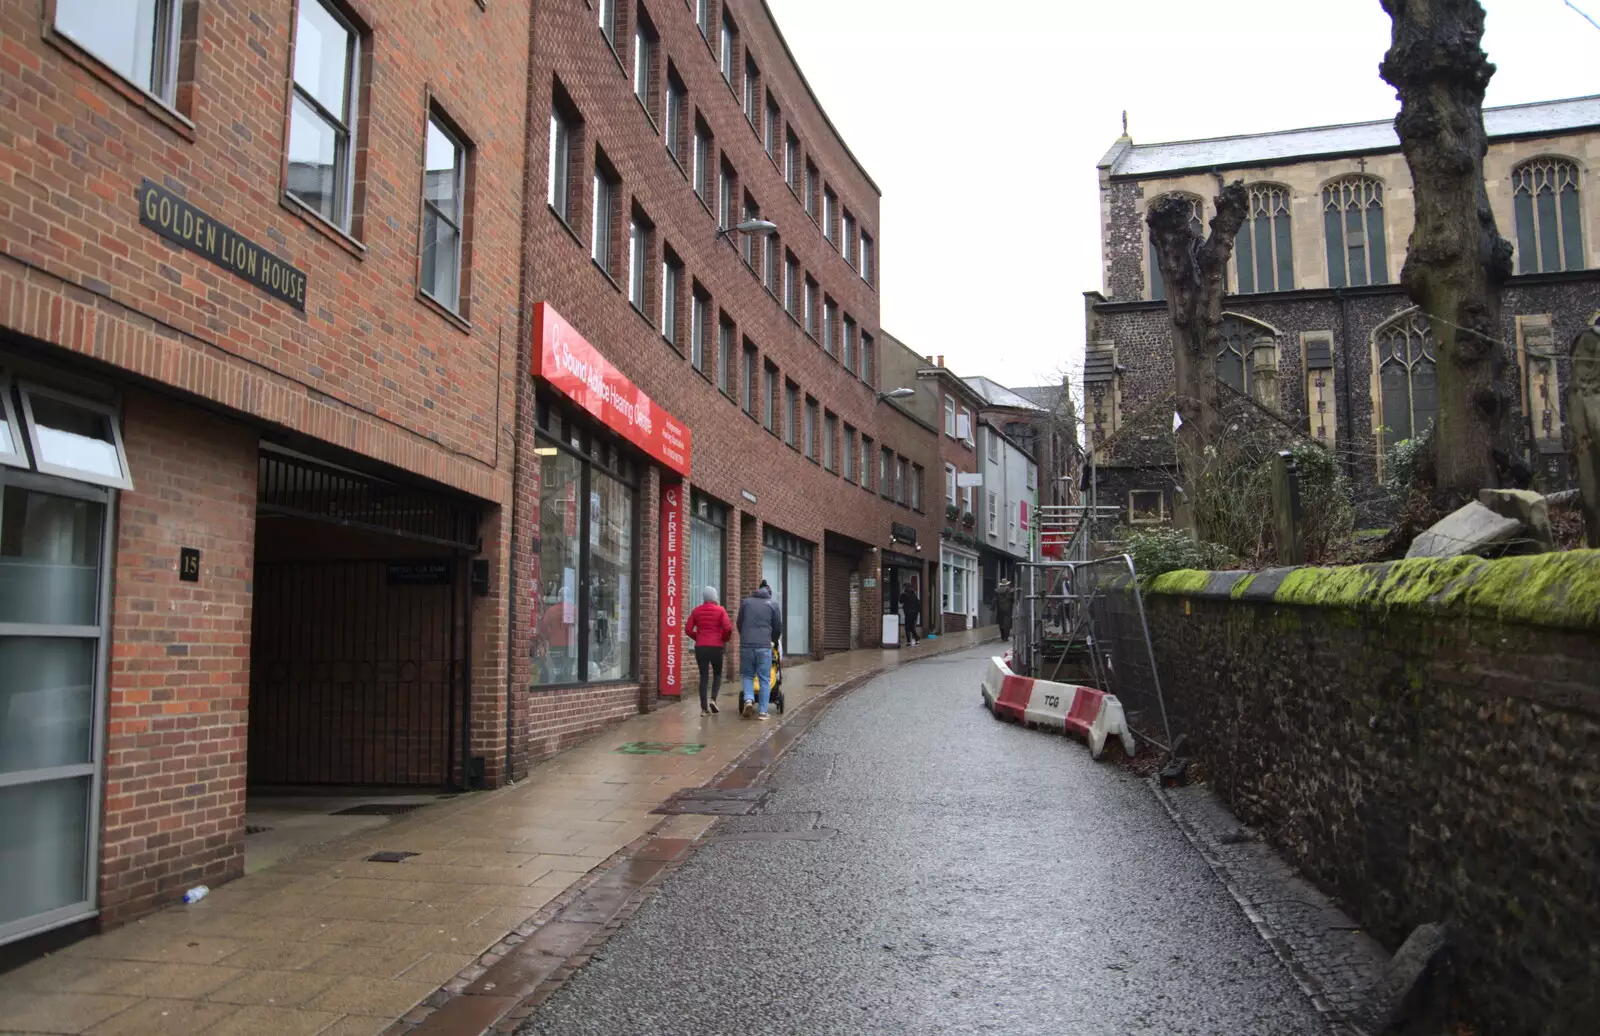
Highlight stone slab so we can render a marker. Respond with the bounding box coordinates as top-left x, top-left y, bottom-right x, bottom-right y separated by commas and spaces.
1405, 501, 1523, 558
